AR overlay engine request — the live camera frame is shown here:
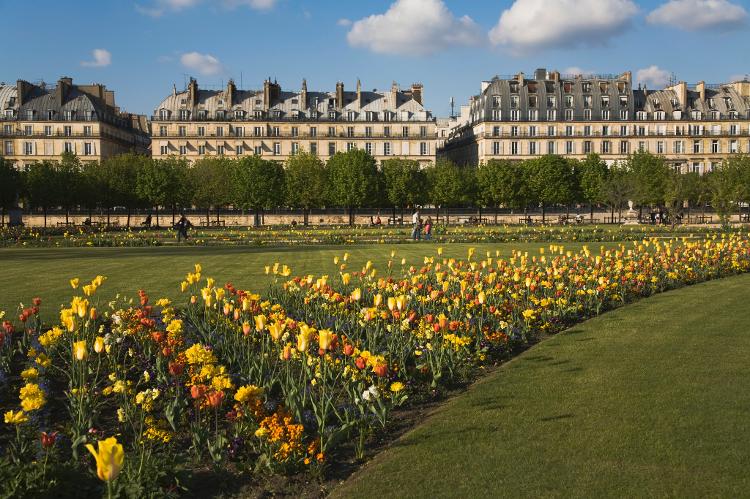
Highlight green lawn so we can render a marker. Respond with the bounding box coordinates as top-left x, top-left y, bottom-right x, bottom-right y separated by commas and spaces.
334, 273, 750, 499
0, 241, 605, 316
